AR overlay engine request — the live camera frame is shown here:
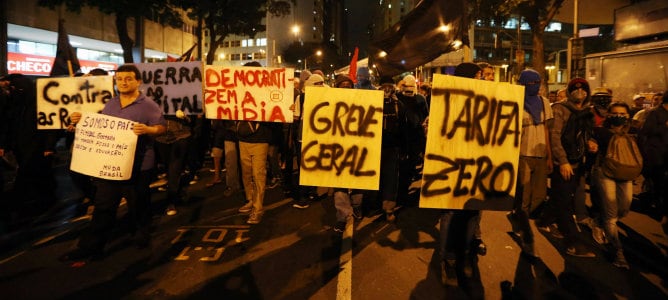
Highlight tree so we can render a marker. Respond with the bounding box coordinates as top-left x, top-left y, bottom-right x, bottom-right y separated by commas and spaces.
182, 0, 292, 65
38, 0, 186, 63
472, 0, 565, 87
